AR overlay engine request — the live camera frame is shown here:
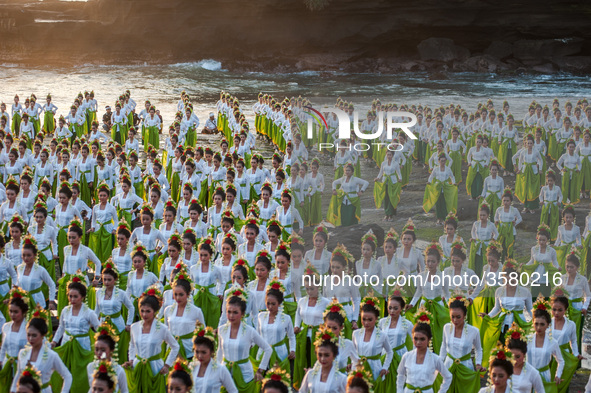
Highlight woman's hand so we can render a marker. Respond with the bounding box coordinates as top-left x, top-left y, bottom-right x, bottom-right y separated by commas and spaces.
351, 321, 358, 330
50, 341, 57, 349
332, 190, 337, 196
49, 301, 57, 311
478, 312, 487, 317
125, 325, 131, 332
160, 365, 170, 375
123, 361, 133, 369
294, 327, 301, 334
255, 370, 264, 381
288, 351, 296, 360
379, 369, 388, 377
